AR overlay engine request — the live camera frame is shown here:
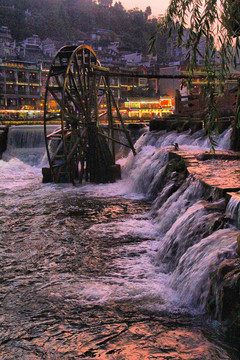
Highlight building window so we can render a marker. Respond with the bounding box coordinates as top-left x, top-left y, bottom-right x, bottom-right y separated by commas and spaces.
18, 71, 27, 82
139, 78, 148, 86
6, 70, 15, 81
29, 72, 38, 82
6, 85, 15, 94
29, 86, 39, 95
18, 85, 26, 95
